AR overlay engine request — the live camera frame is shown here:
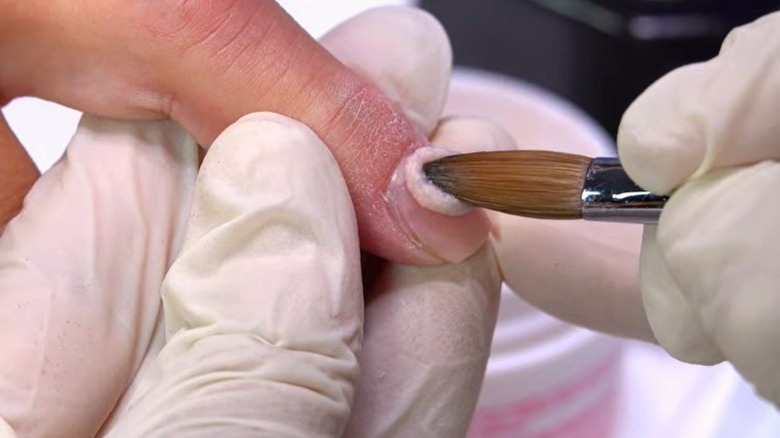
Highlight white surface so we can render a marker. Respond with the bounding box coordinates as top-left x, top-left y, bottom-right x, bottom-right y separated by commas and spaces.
3, 98, 80, 171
